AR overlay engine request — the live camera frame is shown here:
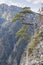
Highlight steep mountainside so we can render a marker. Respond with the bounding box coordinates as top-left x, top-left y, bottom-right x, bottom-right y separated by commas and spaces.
0, 4, 40, 65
